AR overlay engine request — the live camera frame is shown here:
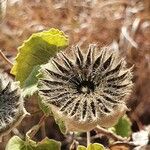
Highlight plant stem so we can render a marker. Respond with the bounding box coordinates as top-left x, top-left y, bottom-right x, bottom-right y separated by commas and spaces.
41, 121, 46, 139
0, 50, 13, 67
95, 126, 127, 141
29, 115, 47, 139
87, 131, 91, 146
12, 128, 24, 139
